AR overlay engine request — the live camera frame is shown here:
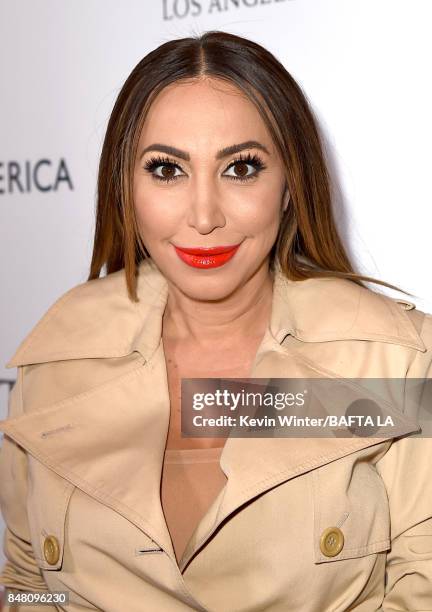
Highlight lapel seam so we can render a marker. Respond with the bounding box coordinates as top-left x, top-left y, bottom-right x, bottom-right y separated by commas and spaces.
258, 344, 420, 434
274, 276, 425, 351
0, 359, 147, 428
268, 343, 343, 379
234, 439, 387, 499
